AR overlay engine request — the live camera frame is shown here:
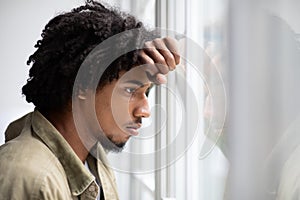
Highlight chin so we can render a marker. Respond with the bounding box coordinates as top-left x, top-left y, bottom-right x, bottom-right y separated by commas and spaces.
106, 142, 126, 153
99, 136, 127, 153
